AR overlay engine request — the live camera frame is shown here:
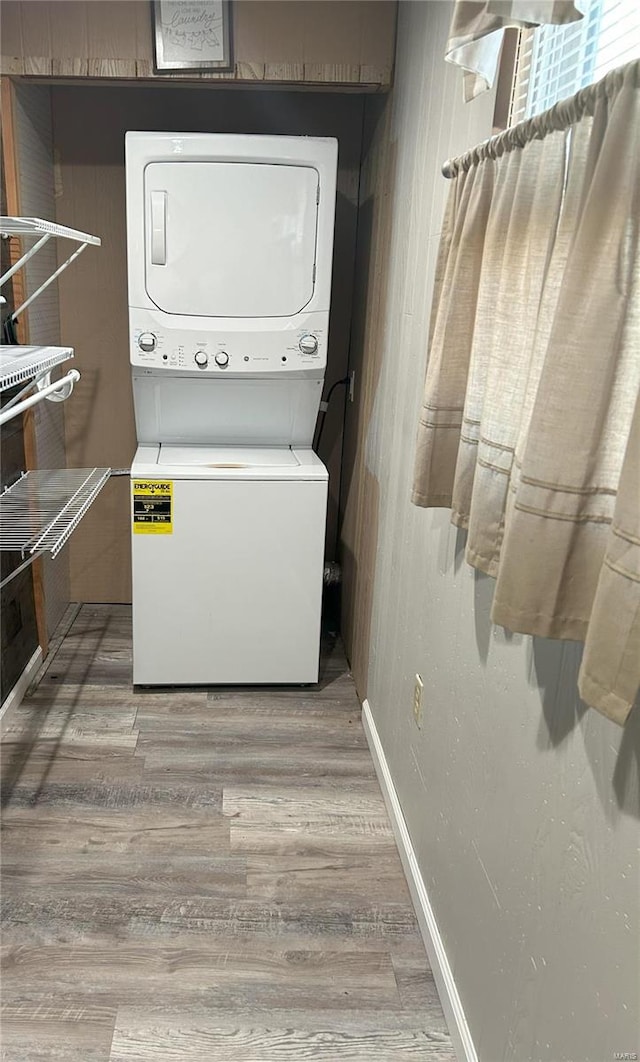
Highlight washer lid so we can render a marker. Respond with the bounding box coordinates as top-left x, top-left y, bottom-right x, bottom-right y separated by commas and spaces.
132, 444, 328, 481
160, 446, 300, 468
